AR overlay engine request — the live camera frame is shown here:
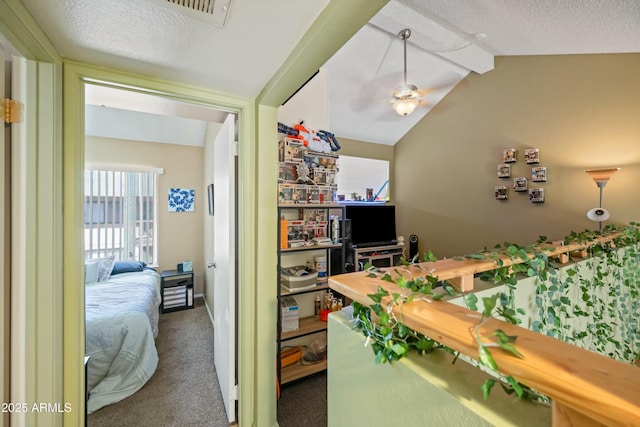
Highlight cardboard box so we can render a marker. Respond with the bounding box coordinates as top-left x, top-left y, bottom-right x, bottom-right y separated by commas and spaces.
281, 297, 299, 332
